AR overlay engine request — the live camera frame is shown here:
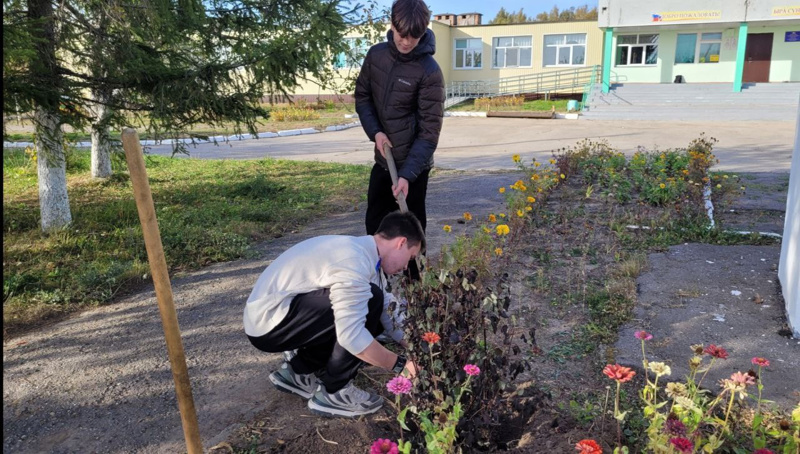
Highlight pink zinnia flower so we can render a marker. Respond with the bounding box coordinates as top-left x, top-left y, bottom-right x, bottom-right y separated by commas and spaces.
463, 364, 480, 376
386, 376, 412, 395
635, 330, 653, 341
753, 450, 774, 454
371, 438, 399, 454
730, 371, 756, 386
751, 357, 770, 367
703, 344, 729, 359
669, 437, 693, 454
